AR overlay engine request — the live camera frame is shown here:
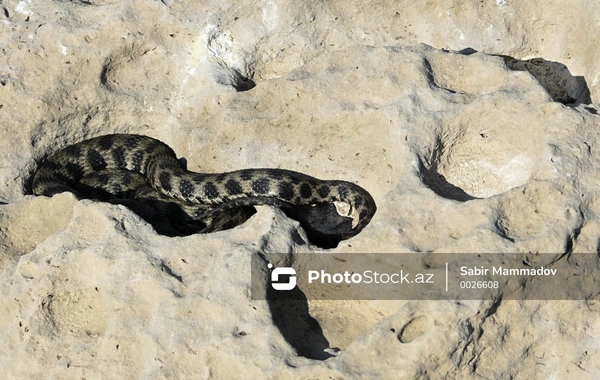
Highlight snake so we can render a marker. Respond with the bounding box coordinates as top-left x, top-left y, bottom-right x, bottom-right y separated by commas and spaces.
32, 134, 376, 244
